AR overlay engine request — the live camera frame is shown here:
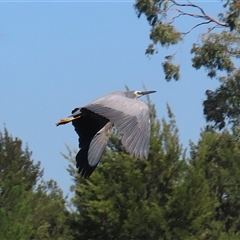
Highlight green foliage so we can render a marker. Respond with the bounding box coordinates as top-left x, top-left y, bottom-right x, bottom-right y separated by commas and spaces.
163, 129, 240, 239
191, 31, 239, 78
223, 0, 240, 31
203, 70, 240, 130
162, 60, 180, 81
188, 130, 240, 237
135, 0, 184, 81
134, 0, 164, 26
150, 23, 182, 47
0, 128, 72, 240
0, 128, 42, 190
145, 43, 155, 55
190, 29, 240, 130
